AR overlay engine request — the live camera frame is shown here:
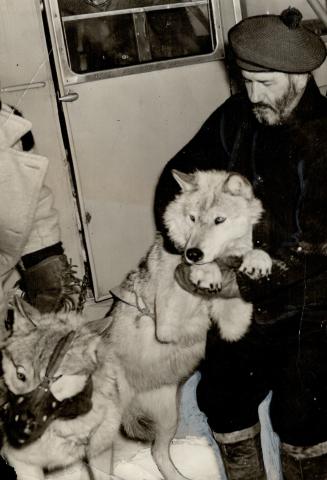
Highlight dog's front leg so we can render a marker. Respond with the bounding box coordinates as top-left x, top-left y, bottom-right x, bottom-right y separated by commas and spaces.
189, 261, 222, 292
239, 248, 272, 279
155, 277, 196, 344
138, 385, 191, 480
